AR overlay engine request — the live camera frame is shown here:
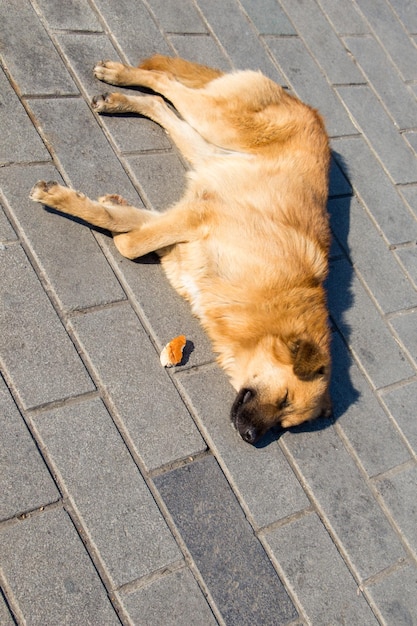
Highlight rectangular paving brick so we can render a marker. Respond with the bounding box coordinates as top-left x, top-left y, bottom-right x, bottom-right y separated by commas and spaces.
315, 0, 368, 34
0, 377, 59, 521
177, 365, 310, 528
355, 0, 417, 80
240, 0, 296, 35
329, 195, 417, 313
33, 397, 182, 586
0, 69, 49, 164
96, 235, 214, 368
154, 455, 298, 625
195, 0, 284, 80
380, 380, 417, 455
146, 0, 207, 33
0, 0, 78, 95
121, 568, 217, 626
93, 0, 171, 64
331, 136, 417, 245
327, 258, 414, 388
264, 512, 378, 624
281, 424, 406, 580
279, 0, 362, 83
366, 563, 417, 625
126, 153, 186, 211
330, 332, 410, 477
390, 310, 417, 366
266, 35, 357, 137
337, 85, 417, 184
0, 164, 126, 312
374, 465, 417, 555
389, 0, 417, 33
0, 508, 119, 624
395, 245, 417, 290
0, 244, 94, 409
344, 35, 417, 130
36, 0, 102, 30
70, 303, 207, 470
56, 32, 173, 153
28, 97, 144, 203
168, 34, 232, 72
0, 204, 17, 242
